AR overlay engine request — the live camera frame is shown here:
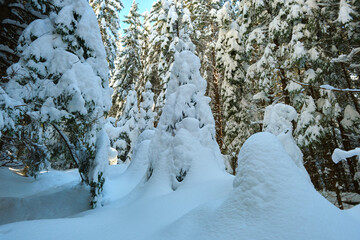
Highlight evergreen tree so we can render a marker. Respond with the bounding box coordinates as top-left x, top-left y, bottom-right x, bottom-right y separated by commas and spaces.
89, 0, 123, 73
145, 0, 194, 120
139, 81, 156, 133
215, 2, 254, 172
3, 0, 111, 207
136, 11, 151, 96
232, 0, 359, 192
141, 0, 164, 116
115, 88, 139, 163
146, 50, 225, 191
184, 0, 225, 149
110, 0, 142, 119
